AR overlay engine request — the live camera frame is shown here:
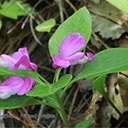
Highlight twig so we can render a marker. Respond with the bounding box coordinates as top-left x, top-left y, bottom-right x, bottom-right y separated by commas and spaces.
36, 105, 44, 124
7, 17, 25, 34
119, 72, 128, 78
22, 108, 37, 128
21, 0, 44, 28
68, 85, 80, 120
92, 32, 110, 49
0, 110, 5, 128
64, 0, 77, 11
55, 0, 64, 22
29, 17, 42, 45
